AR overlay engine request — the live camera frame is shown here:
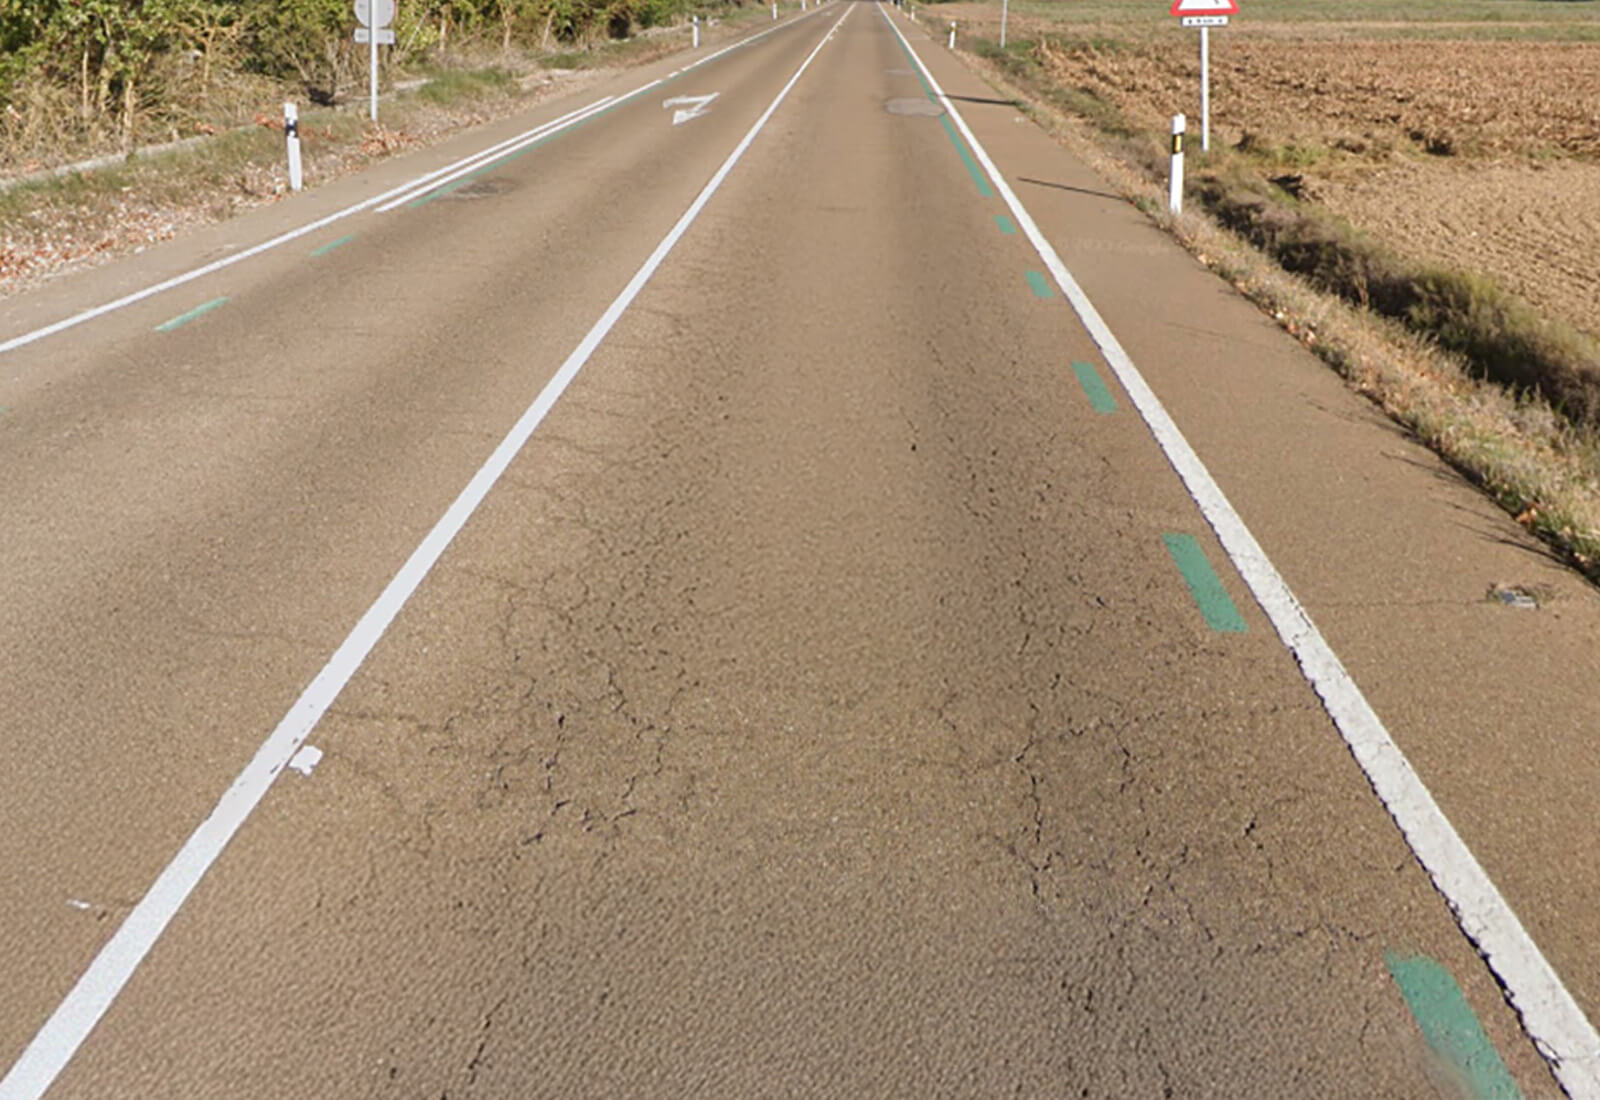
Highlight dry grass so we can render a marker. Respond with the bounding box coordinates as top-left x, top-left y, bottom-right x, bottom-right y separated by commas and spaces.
1192, 168, 1600, 429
